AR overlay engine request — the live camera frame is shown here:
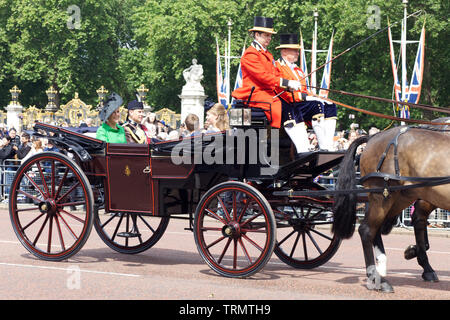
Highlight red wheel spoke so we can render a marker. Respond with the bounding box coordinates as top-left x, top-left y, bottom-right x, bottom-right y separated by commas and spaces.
216, 196, 231, 222
21, 212, 46, 232
15, 206, 41, 213
51, 160, 56, 198
205, 208, 227, 224
206, 236, 226, 249
217, 238, 232, 264
232, 191, 236, 221
238, 238, 252, 264
23, 173, 46, 199
241, 233, 263, 252
200, 227, 223, 231
237, 199, 251, 223
56, 181, 81, 204
54, 214, 66, 251
233, 239, 237, 269
36, 162, 50, 198
33, 214, 49, 246
47, 215, 53, 253
241, 228, 266, 233
54, 167, 69, 200
59, 209, 85, 224
57, 201, 86, 207
57, 212, 78, 240
240, 212, 262, 228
